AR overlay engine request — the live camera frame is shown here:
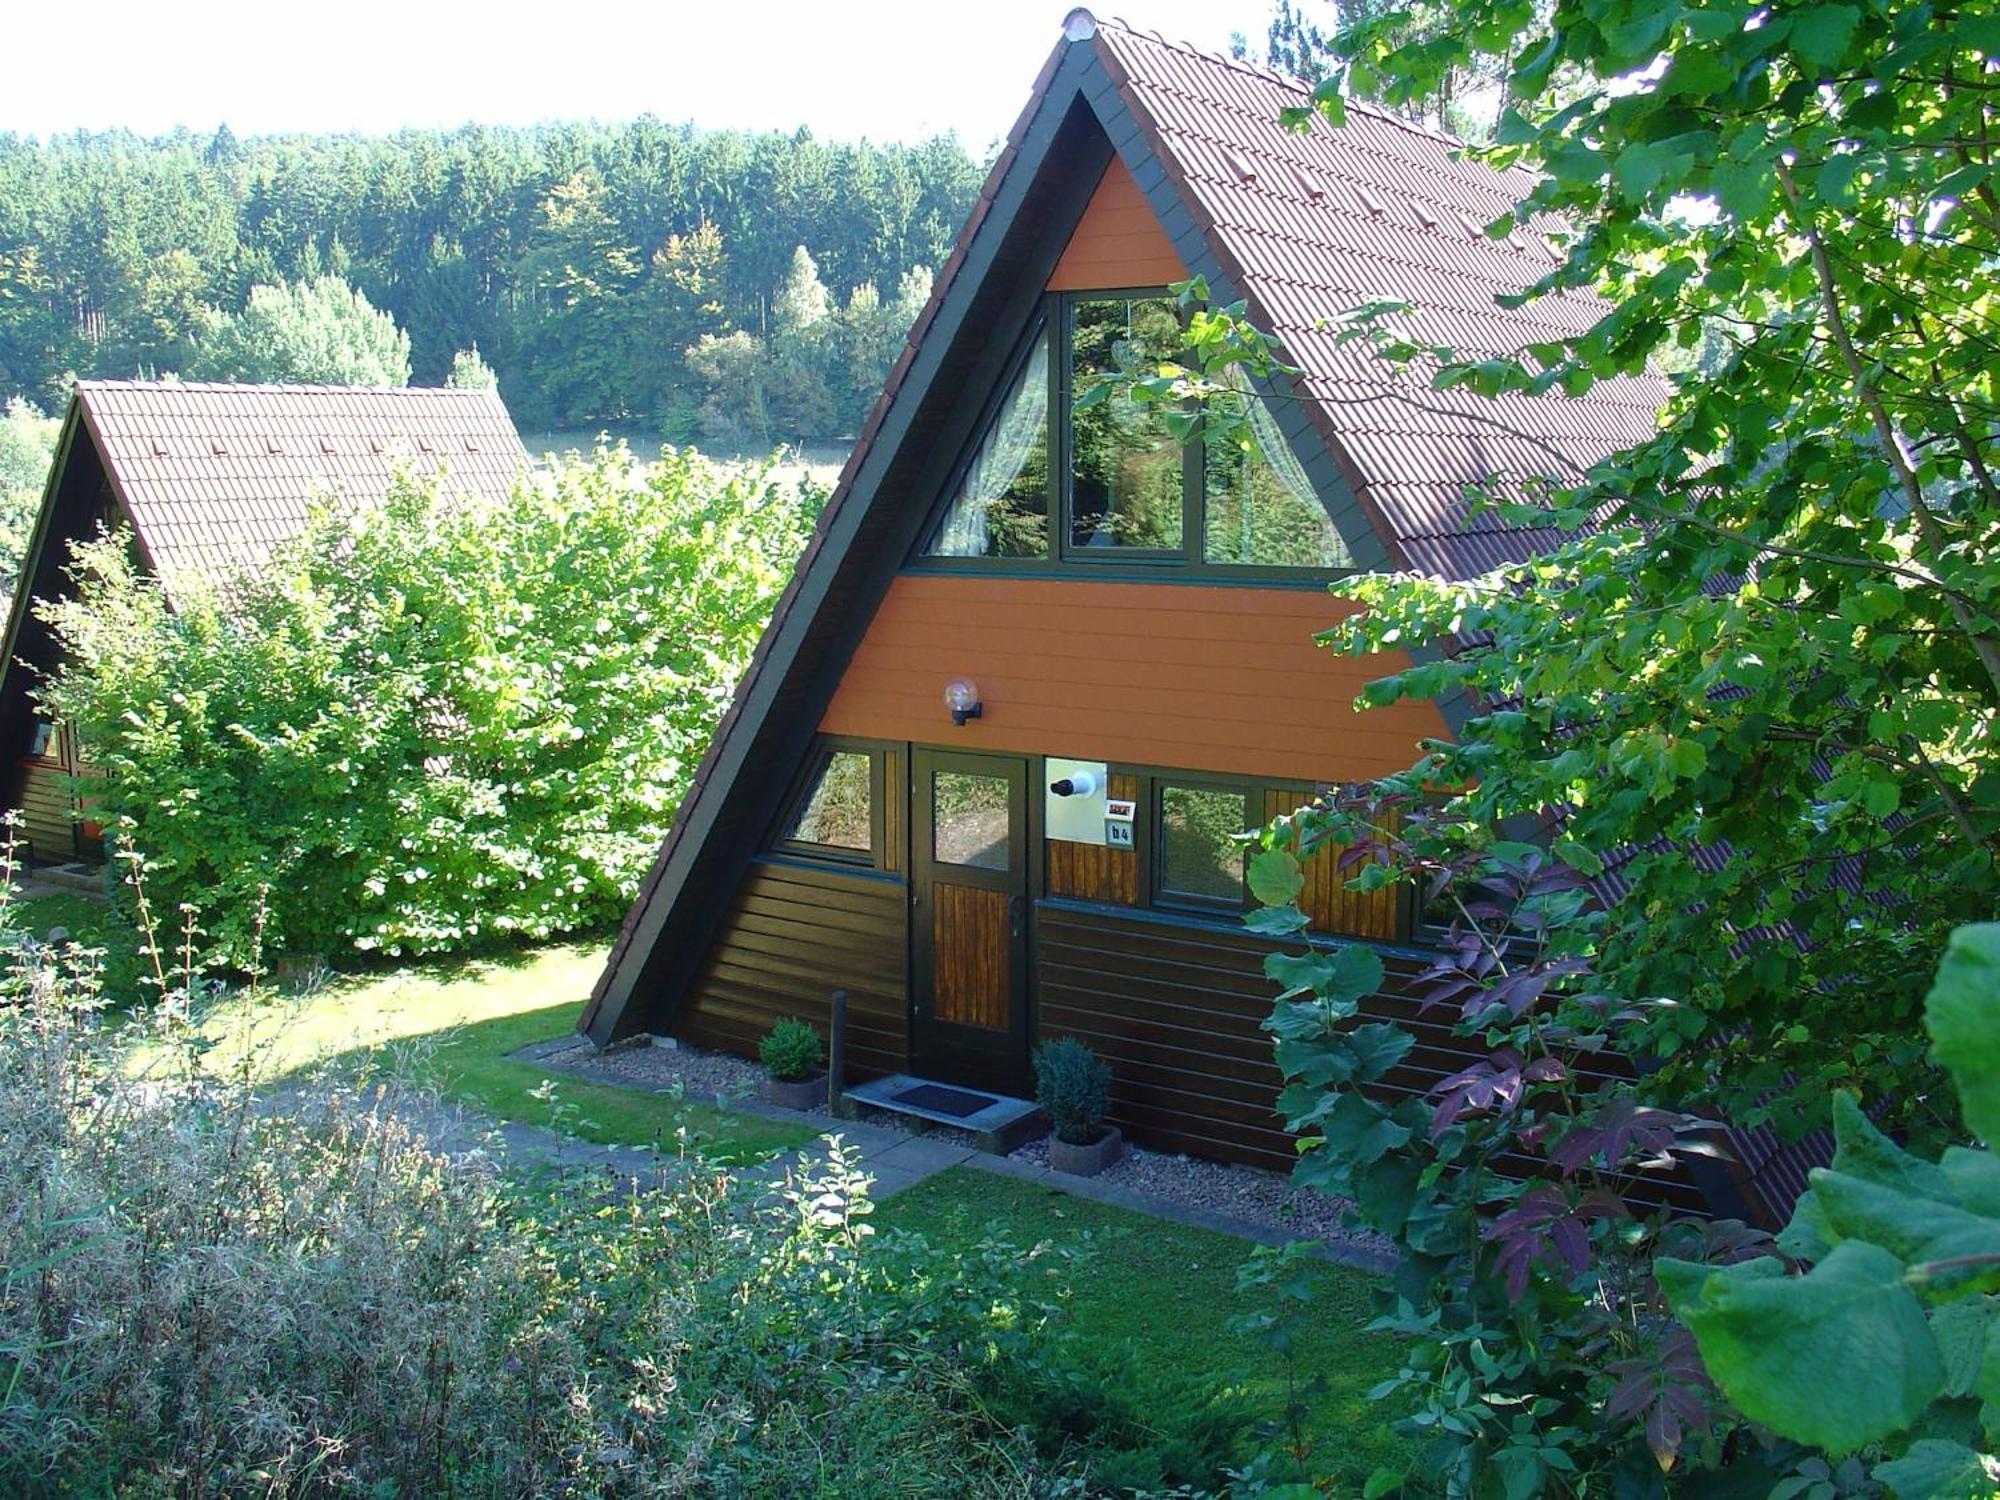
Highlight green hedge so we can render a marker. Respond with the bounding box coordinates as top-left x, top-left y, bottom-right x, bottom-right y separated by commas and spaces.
39, 444, 818, 959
